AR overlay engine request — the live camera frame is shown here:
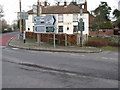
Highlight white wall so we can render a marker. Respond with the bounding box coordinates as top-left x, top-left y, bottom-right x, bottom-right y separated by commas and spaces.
26, 15, 35, 32
26, 13, 89, 35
